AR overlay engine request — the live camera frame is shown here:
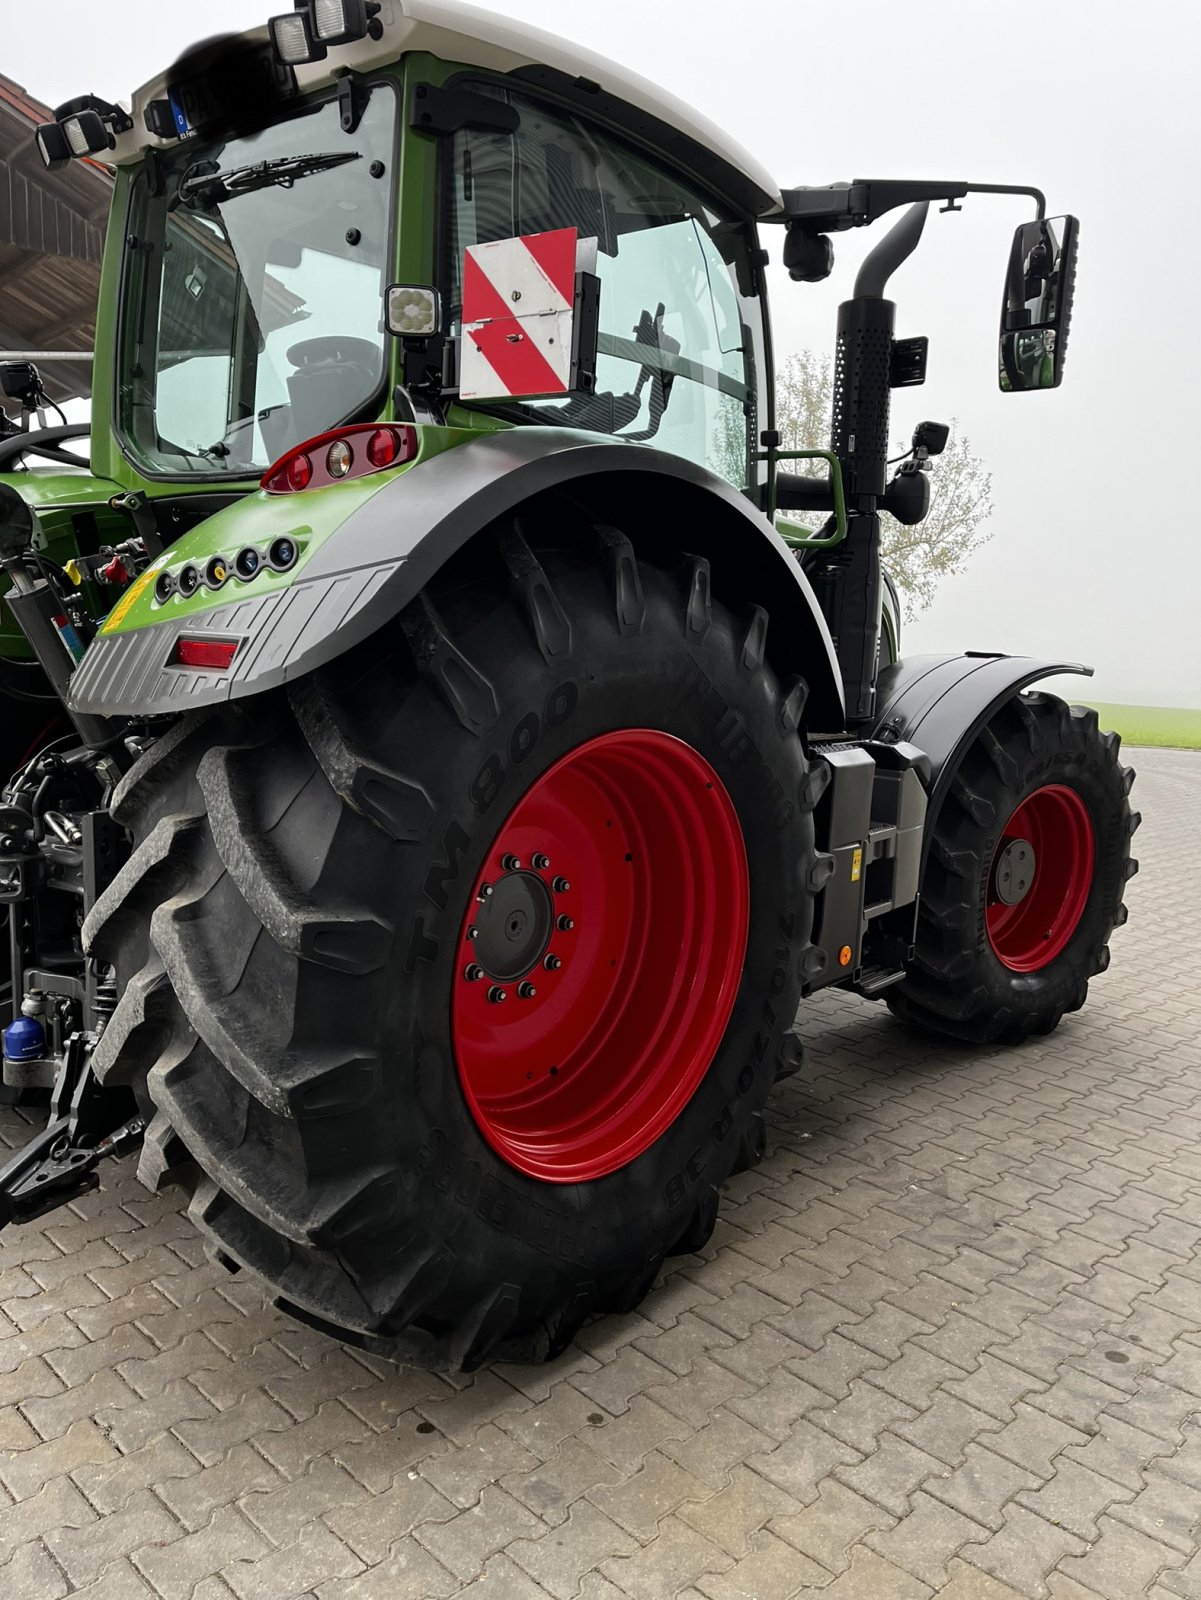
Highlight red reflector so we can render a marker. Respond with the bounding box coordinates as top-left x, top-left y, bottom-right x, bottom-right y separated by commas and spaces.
173, 637, 239, 670
261, 424, 417, 493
